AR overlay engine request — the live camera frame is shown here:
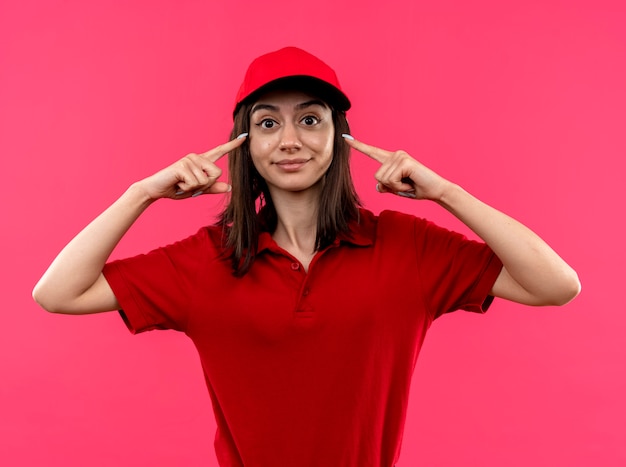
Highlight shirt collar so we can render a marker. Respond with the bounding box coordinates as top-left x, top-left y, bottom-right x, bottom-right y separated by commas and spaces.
257, 208, 375, 254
